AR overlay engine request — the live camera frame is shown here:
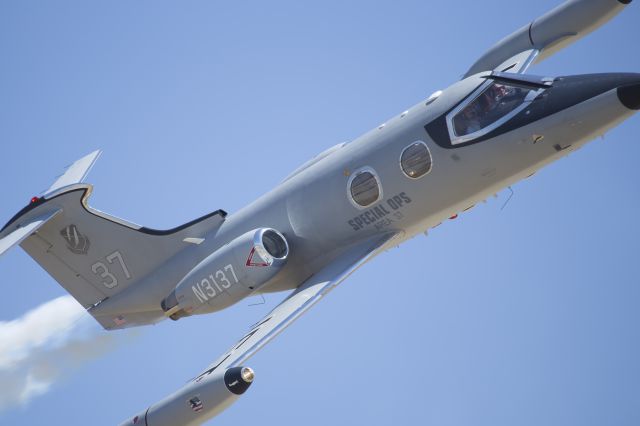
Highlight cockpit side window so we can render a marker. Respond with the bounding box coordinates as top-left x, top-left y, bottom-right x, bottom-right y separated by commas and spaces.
449, 82, 534, 143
